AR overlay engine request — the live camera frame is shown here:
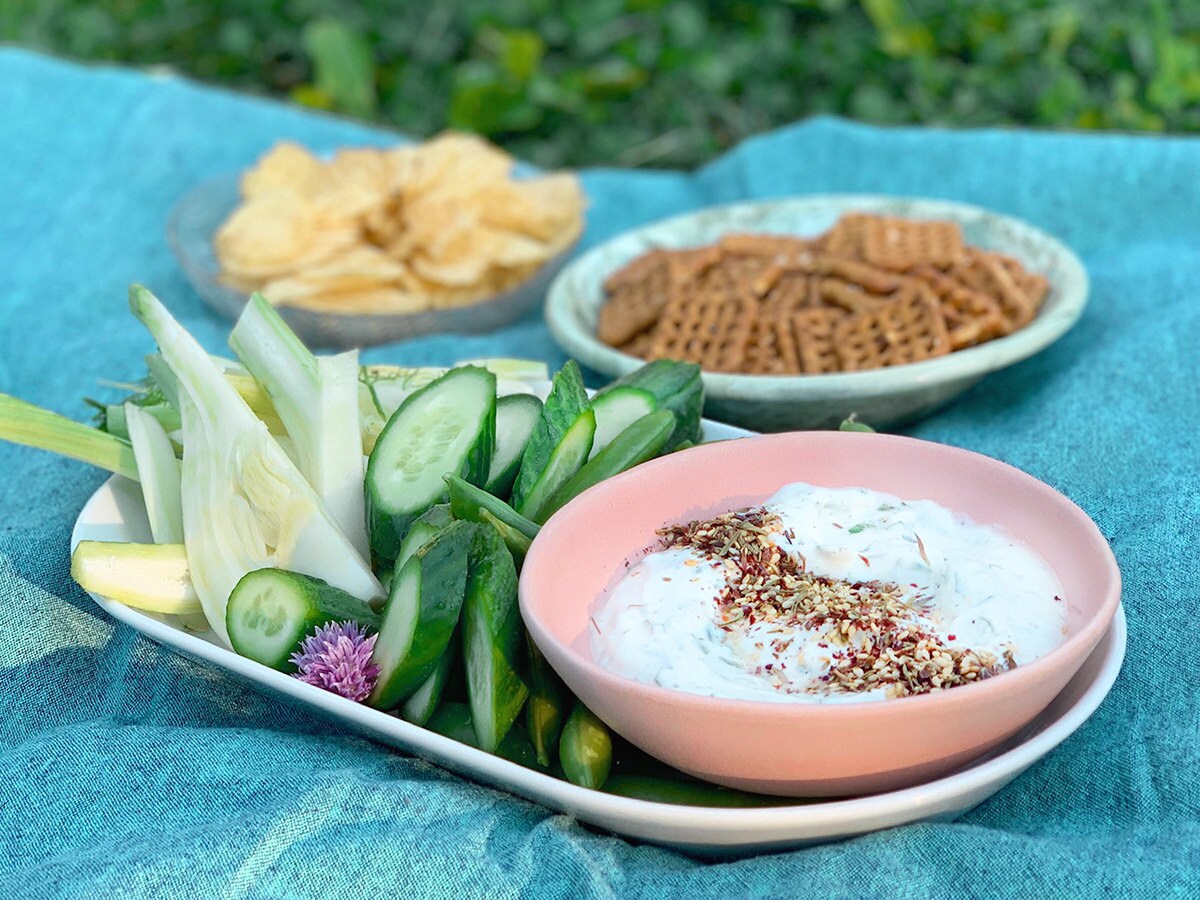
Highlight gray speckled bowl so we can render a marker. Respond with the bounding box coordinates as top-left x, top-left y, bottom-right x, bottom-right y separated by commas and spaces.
545, 195, 1088, 431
